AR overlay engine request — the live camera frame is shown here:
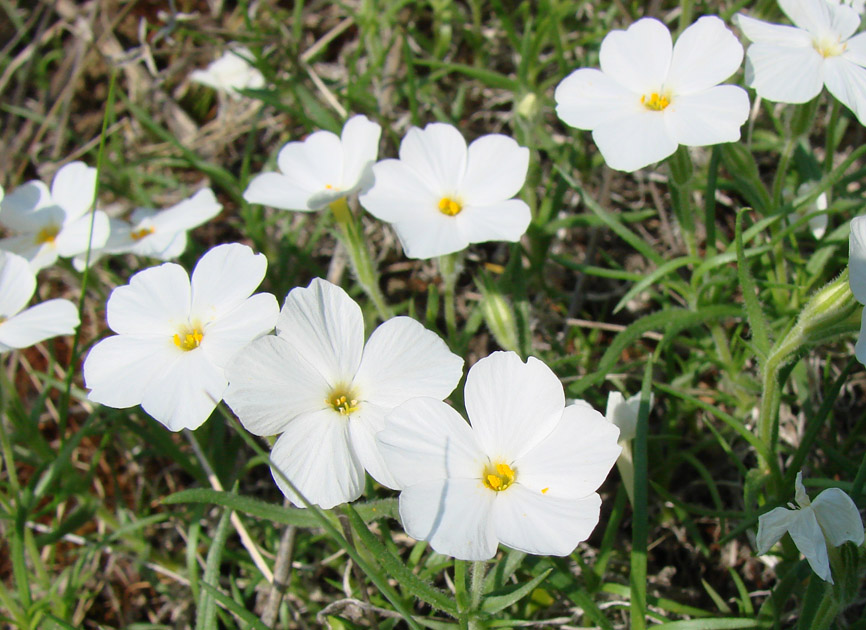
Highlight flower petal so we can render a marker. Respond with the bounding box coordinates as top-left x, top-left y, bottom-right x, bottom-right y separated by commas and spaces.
788, 507, 833, 582
515, 402, 620, 499
460, 135, 529, 205
151, 188, 222, 234
743, 43, 824, 104
393, 213, 470, 259
823, 56, 866, 125
54, 211, 110, 257
667, 16, 743, 94
756, 505, 800, 554
347, 402, 399, 489
599, 18, 672, 94
492, 486, 601, 556
735, 13, 814, 46
190, 243, 268, 321
855, 308, 866, 364
224, 334, 330, 437
664, 85, 750, 146
377, 397, 483, 488
464, 352, 564, 462
340, 115, 381, 193
0, 299, 78, 352
554, 68, 639, 131
812, 487, 865, 547
140, 348, 226, 431
591, 111, 678, 172
849, 216, 866, 302
243, 172, 318, 212
780, 0, 833, 33
398, 478, 497, 560
0, 252, 35, 318
276, 278, 364, 383
0, 181, 53, 231
359, 159, 440, 223
843, 32, 866, 67
51, 162, 97, 220
200, 292, 278, 367
276, 131, 343, 207
455, 199, 531, 246
354, 316, 463, 407
106, 262, 190, 336
269, 410, 364, 509
399, 123, 468, 193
